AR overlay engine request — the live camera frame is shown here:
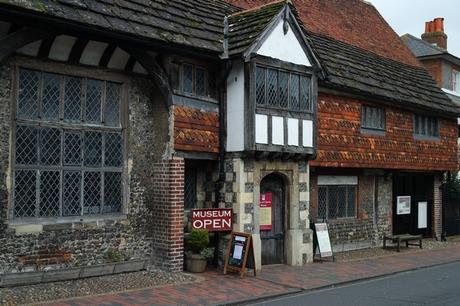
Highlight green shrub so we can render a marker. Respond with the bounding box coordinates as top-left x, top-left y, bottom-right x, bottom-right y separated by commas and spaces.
200, 247, 215, 260
104, 248, 124, 262
186, 229, 209, 253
